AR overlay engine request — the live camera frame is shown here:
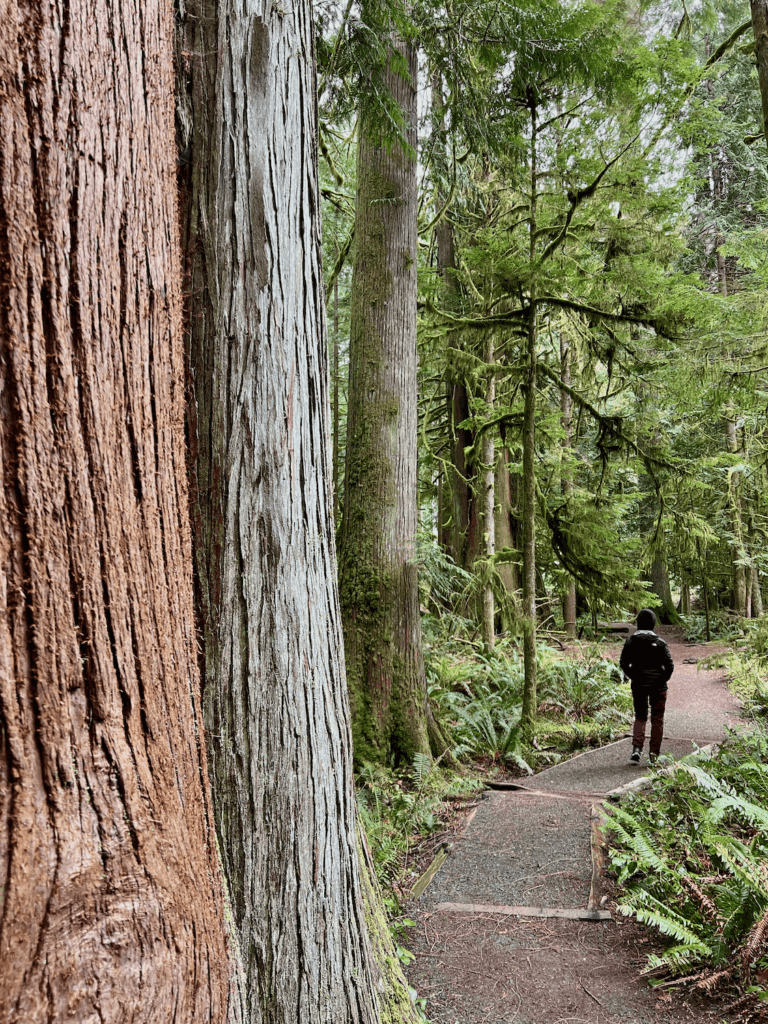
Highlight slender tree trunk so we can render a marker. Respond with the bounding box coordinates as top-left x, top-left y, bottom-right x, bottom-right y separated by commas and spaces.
725, 415, 748, 616
0, 2, 235, 1018
432, 73, 476, 575
521, 104, 538, 735
181, 1, 390, 1019
494, 436, 520, 633
560, 334, 577, 637
481, 336, 496, 649
339, 37, 438, 765
752, 0, 768, 152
